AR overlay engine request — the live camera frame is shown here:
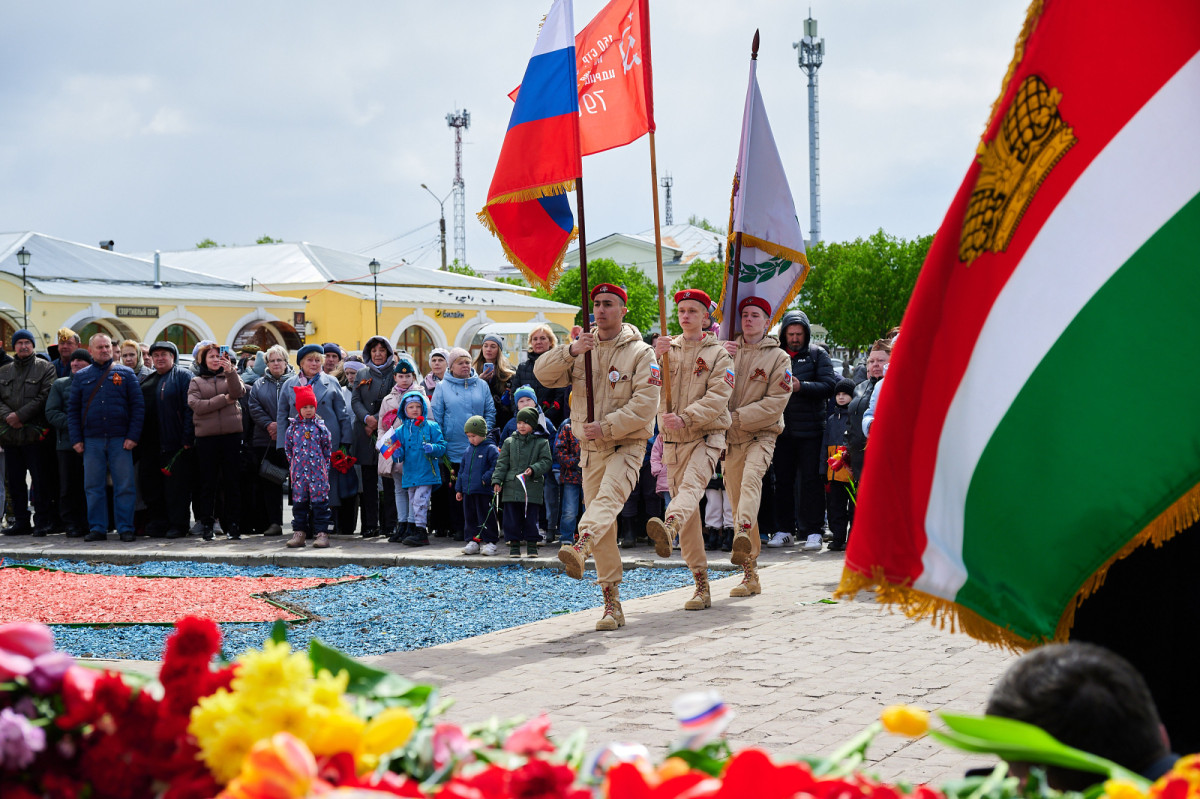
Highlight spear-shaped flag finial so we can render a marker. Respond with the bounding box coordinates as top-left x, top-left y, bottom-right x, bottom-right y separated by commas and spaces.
752, 29, 760, 60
